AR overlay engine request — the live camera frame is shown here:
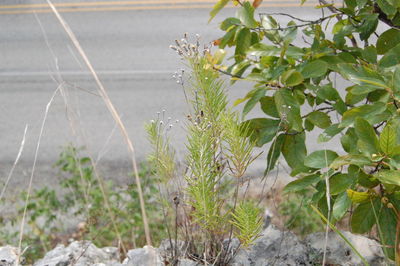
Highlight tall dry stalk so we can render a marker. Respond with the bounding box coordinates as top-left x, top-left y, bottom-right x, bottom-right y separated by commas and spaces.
0, 125, 28, 203
45, 0, 151, 246
16, 86, 61, 266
